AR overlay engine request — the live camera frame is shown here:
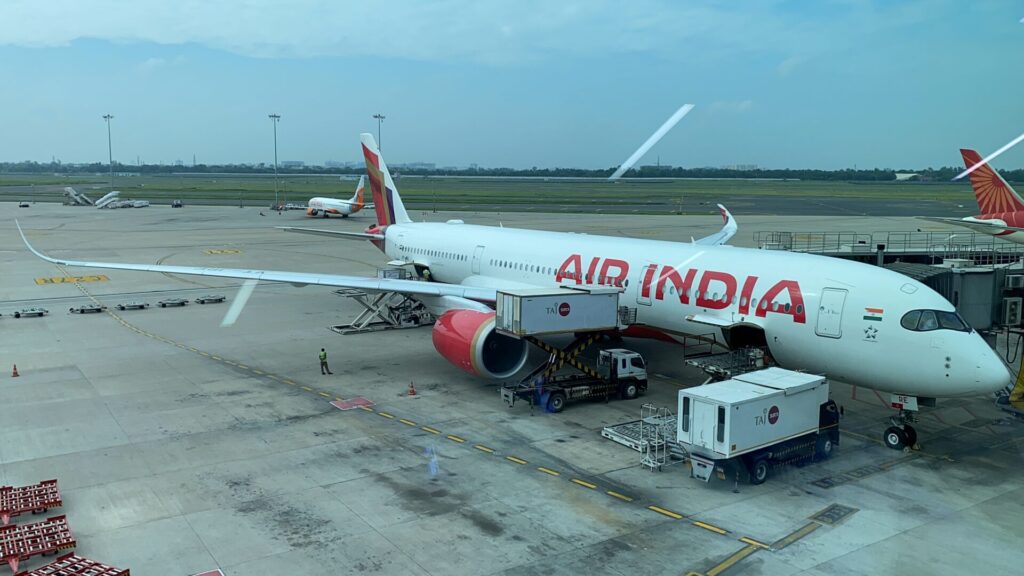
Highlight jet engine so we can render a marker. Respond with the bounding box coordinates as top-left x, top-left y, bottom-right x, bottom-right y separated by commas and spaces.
432, 309, 528, 378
